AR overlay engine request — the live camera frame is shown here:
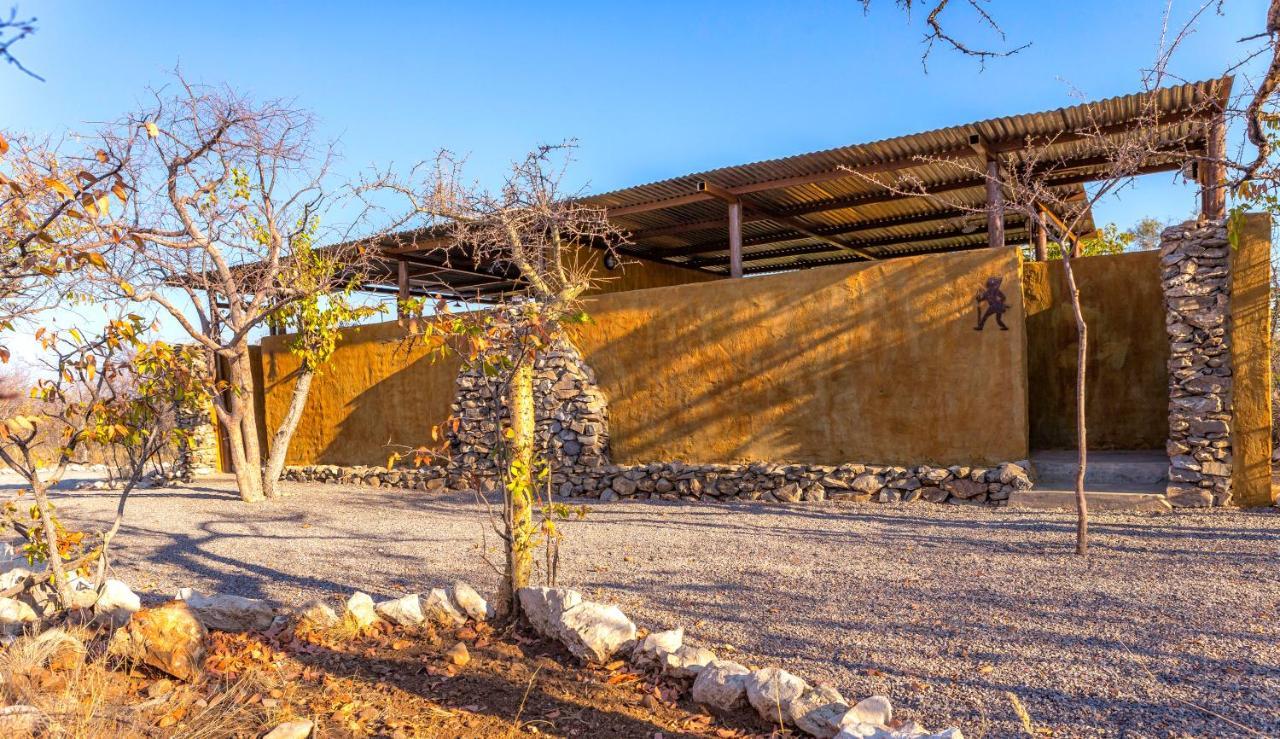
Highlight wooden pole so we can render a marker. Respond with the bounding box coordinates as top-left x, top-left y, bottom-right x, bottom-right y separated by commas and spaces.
728, 200, 744, 278
986, 158, 1005, 249
396, 260, 409, 318
1201, 112, 1227, 221
1031, 211, 1049, 261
